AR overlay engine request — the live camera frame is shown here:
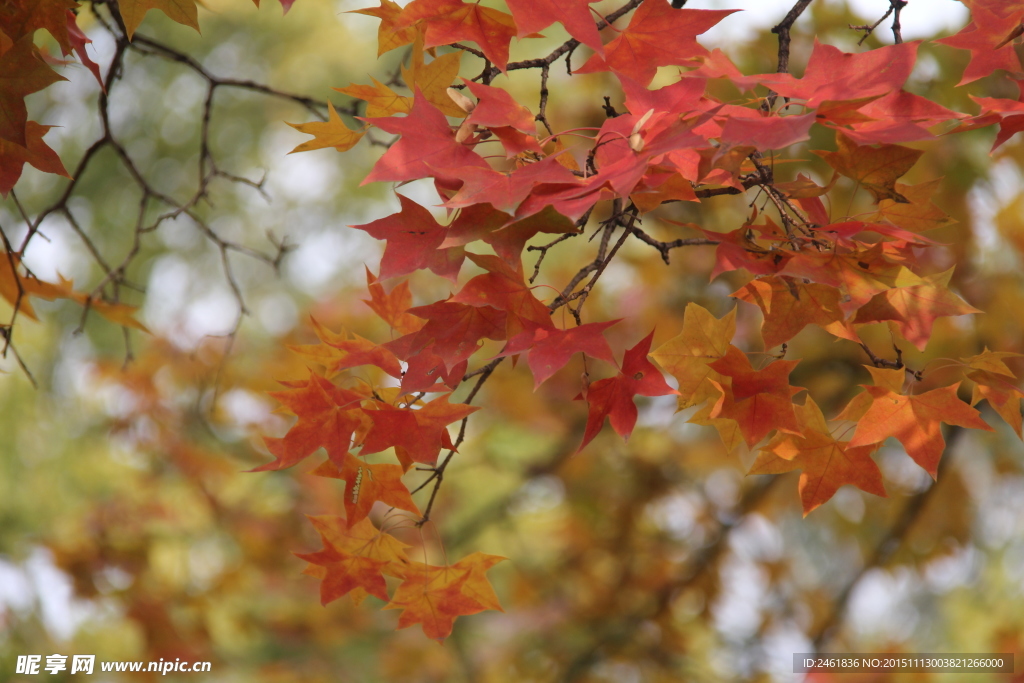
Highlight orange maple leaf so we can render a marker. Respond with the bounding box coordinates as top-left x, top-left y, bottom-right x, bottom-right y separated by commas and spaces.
350, 0, 418, 56
298, 515, 412, 604
732, 275, 844, 349
968, 368, 1024, 439
308, 515, 410, 568
256, 372, 366, 471
961, 348, 1024, 377
295, 542, 391, 604
0, 258, 147, 331
852, 269, 981, 351
289, 318, 403, 379
816, 132, 923, 203
781, 242, 922, 314
311, 453, 420, 525
402, 34, 466, 117
869, 179, 954, 233
384, 553, 504, 641
334, 78, 411, 118
362, 269, 424, 336
845, 381, 993, 478
749, 397, 885, 515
